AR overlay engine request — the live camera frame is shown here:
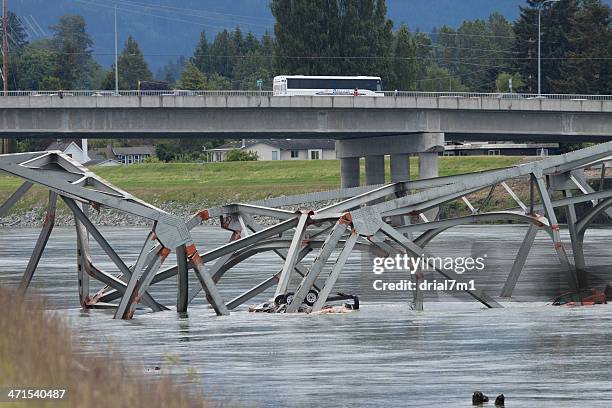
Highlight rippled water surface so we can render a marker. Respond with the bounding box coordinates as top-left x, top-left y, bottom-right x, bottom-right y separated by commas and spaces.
1, 226, 612, 407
